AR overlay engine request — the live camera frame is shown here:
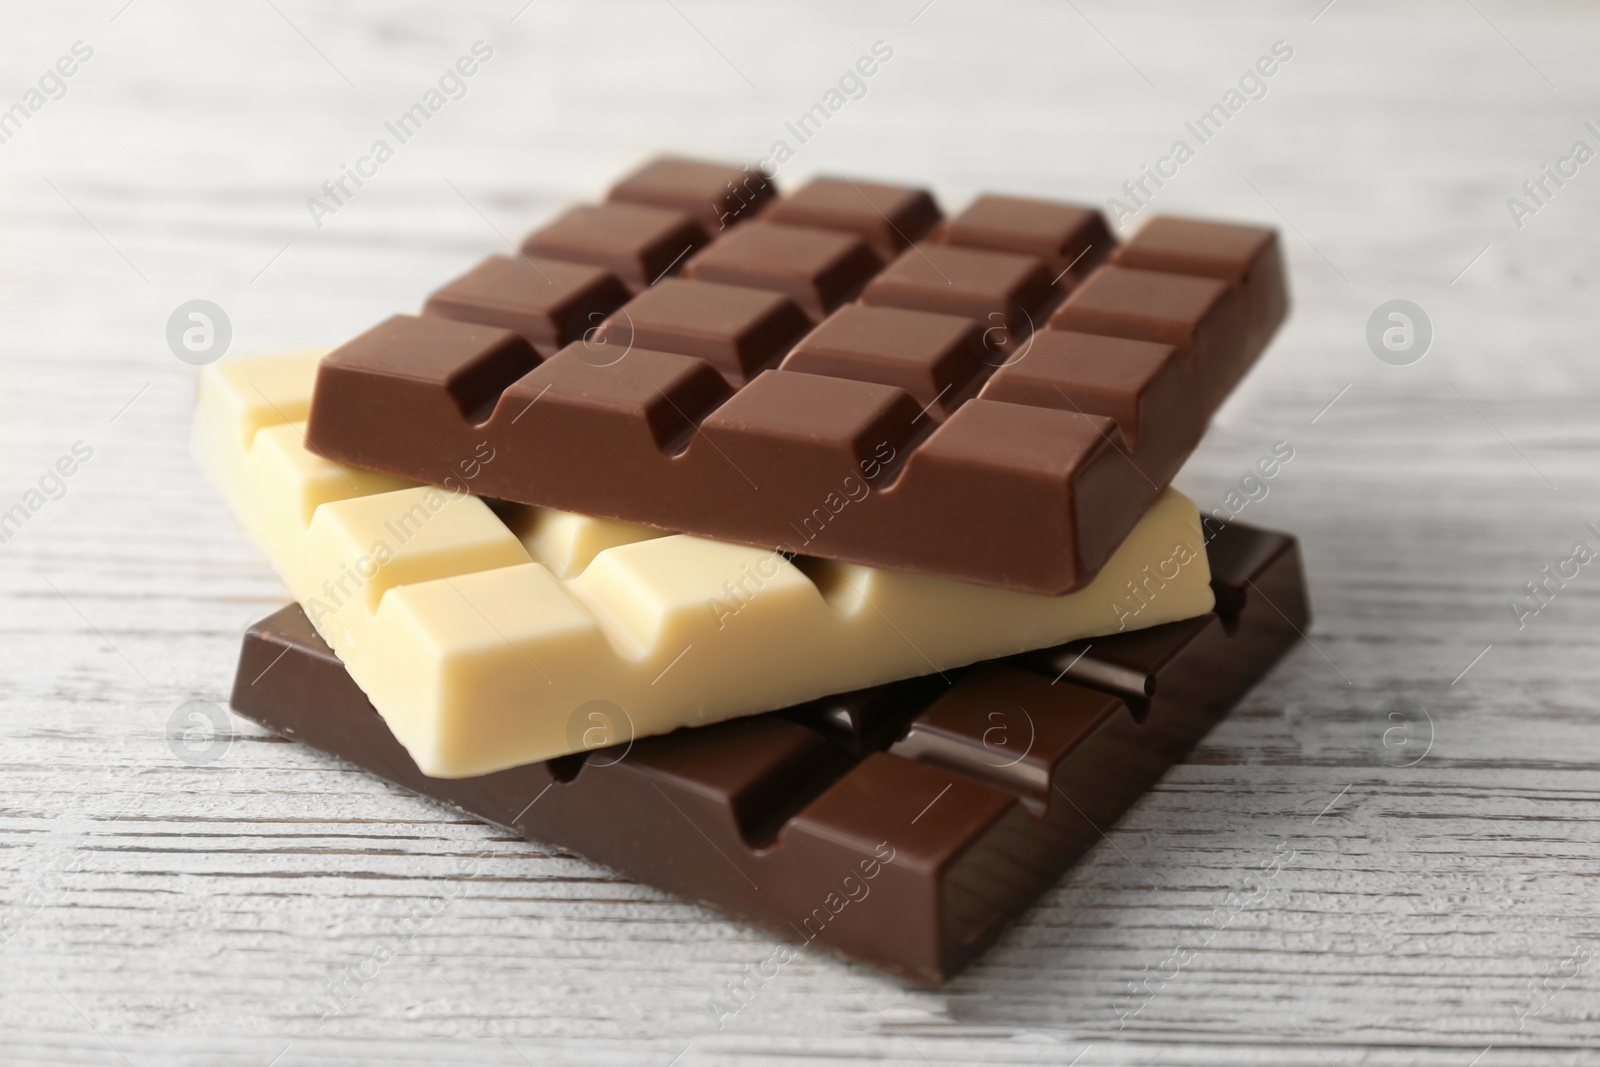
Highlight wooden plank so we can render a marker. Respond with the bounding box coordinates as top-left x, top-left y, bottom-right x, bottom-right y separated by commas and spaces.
2, 0, 1599, 1063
